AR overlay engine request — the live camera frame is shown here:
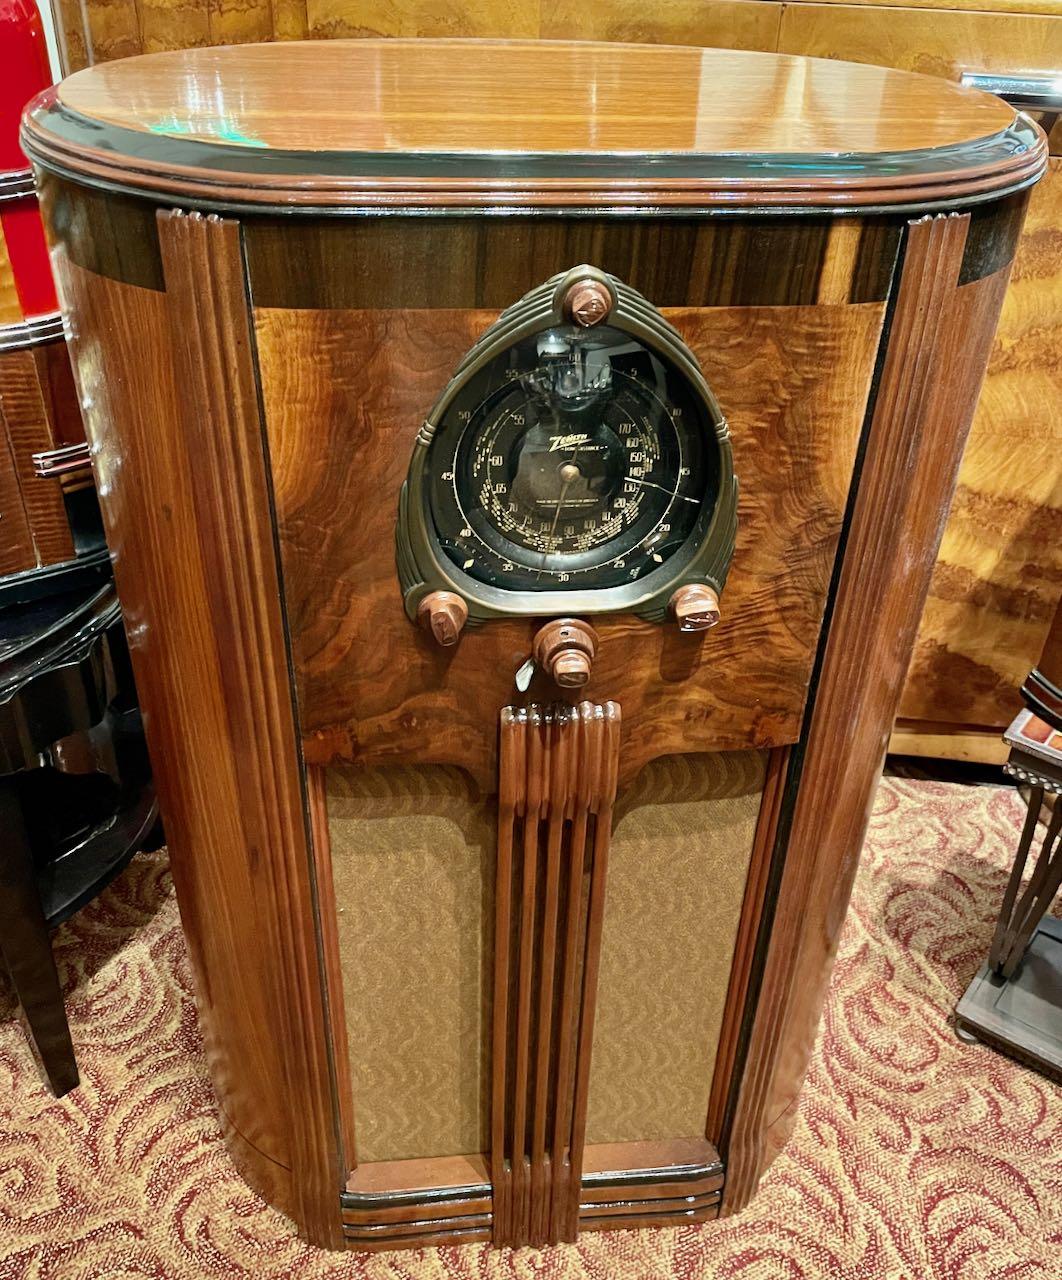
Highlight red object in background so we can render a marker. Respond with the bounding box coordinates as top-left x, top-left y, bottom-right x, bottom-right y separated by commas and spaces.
0, 0, 52, 170
0, 0, 58, 318
2, 199, 57, 315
